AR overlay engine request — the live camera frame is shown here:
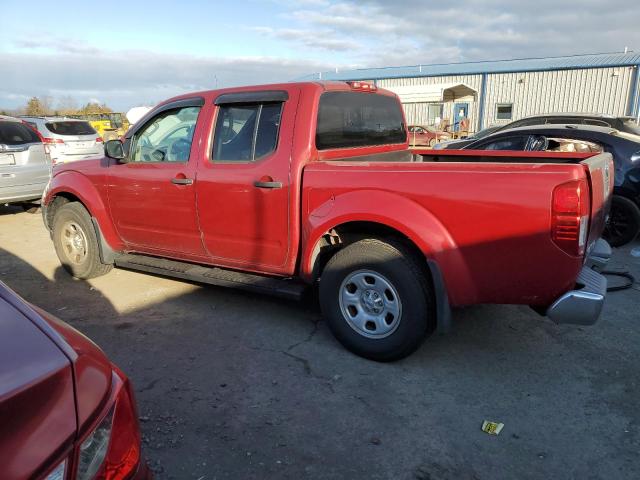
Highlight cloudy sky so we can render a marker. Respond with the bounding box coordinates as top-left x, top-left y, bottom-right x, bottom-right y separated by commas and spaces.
1, 0, 638, 111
